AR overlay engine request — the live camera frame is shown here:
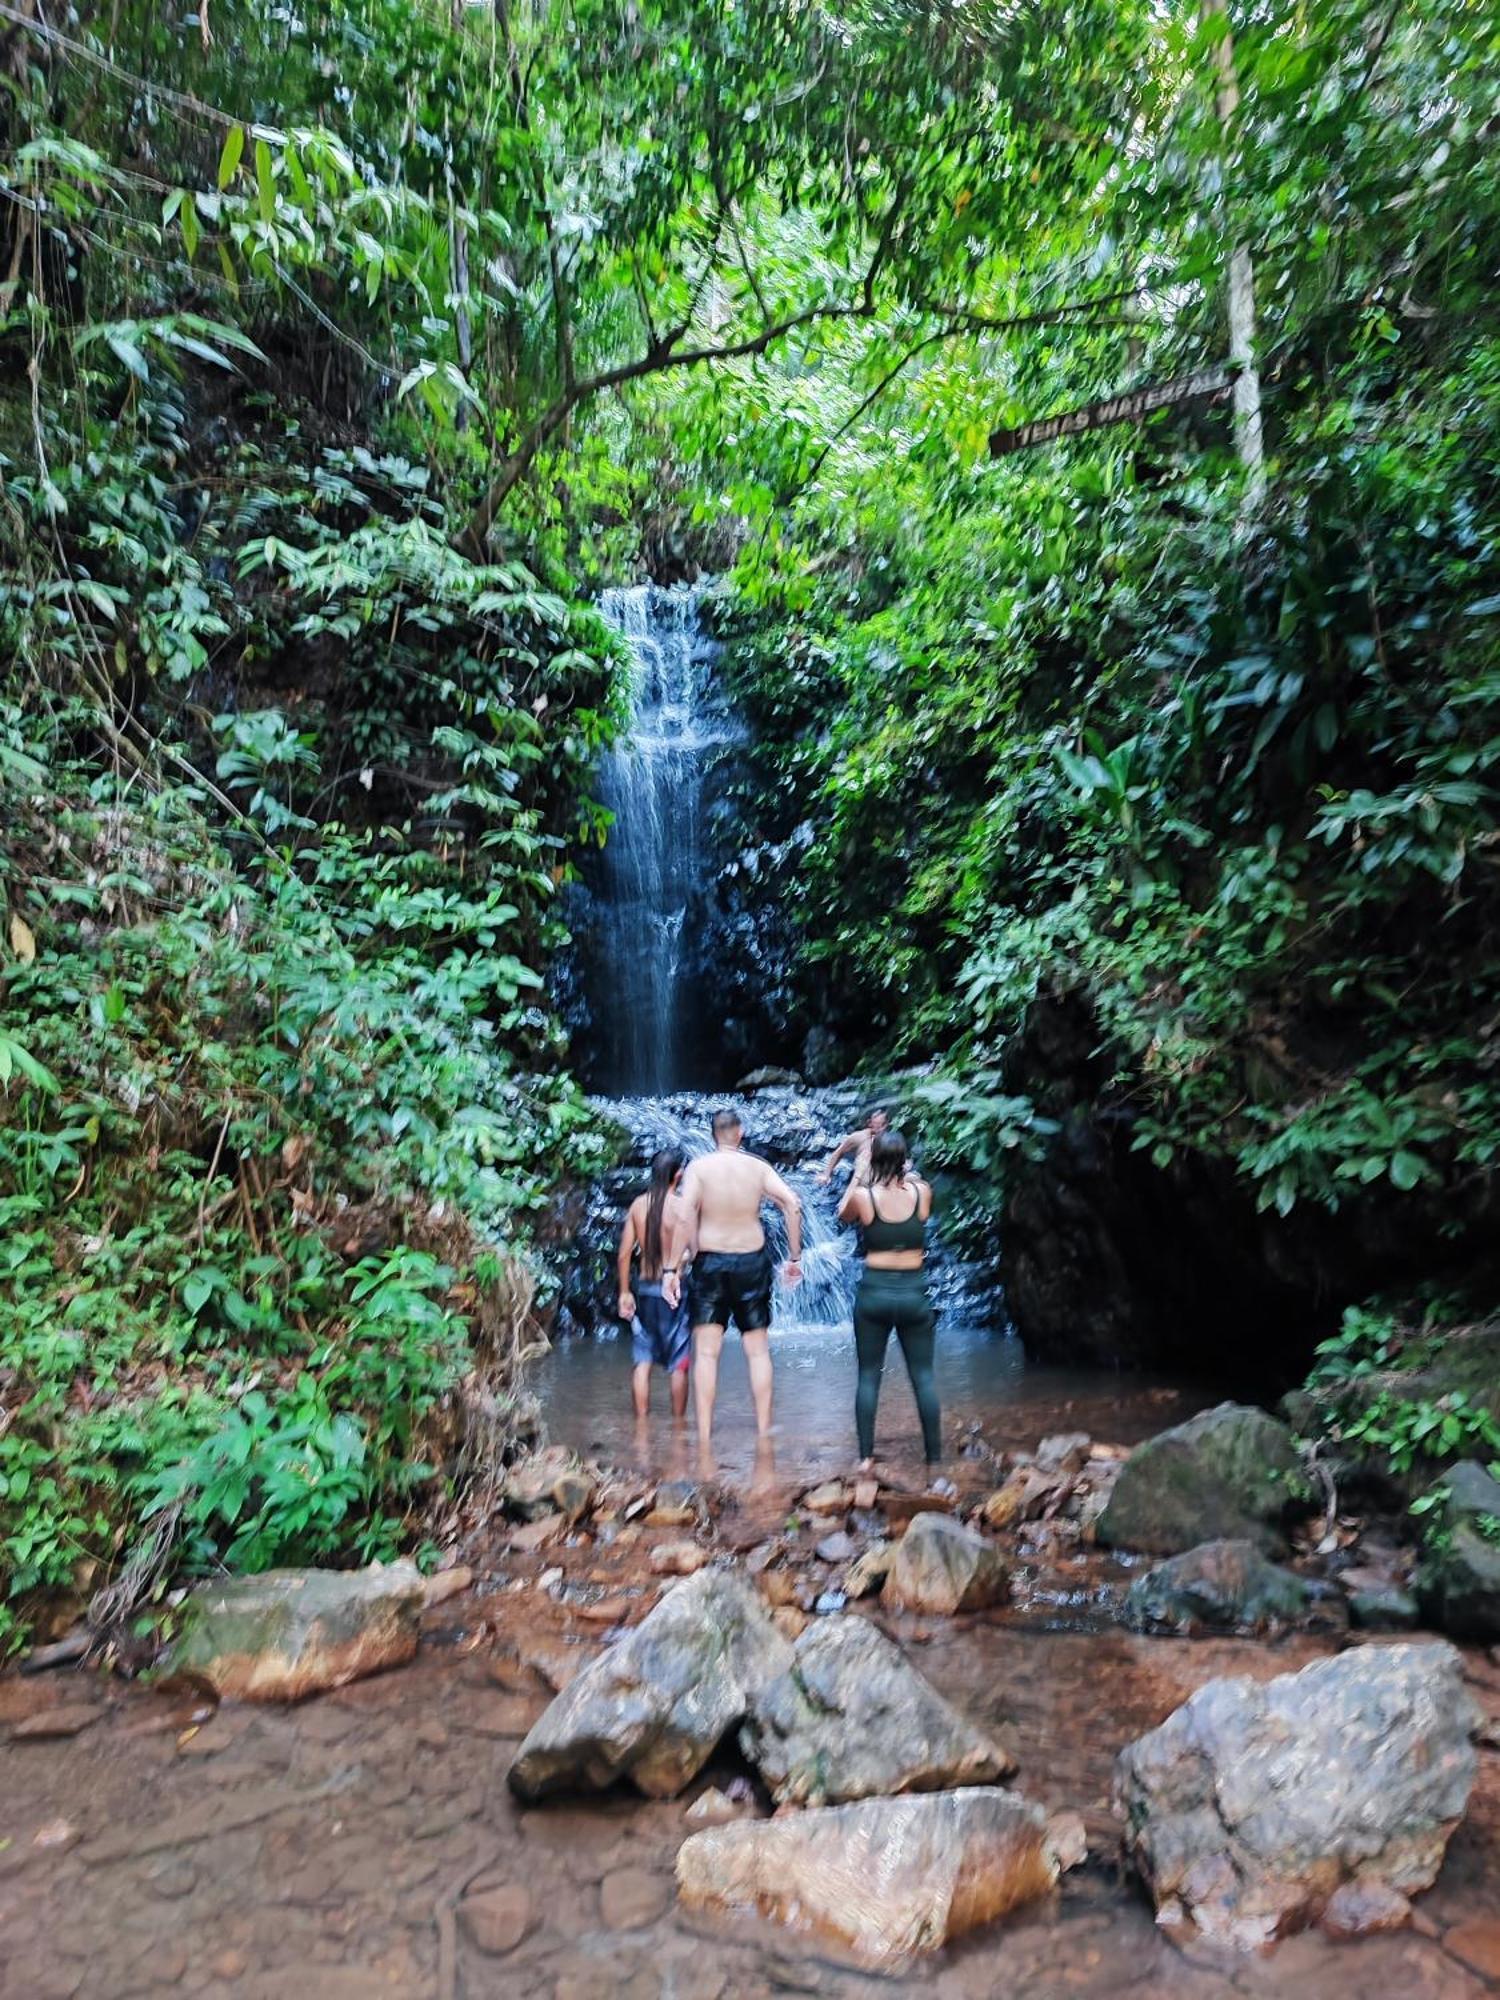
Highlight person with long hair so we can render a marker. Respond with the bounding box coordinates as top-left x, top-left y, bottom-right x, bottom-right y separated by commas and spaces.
837, 1129, 941, 1468
617, 1145, 692, 1419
